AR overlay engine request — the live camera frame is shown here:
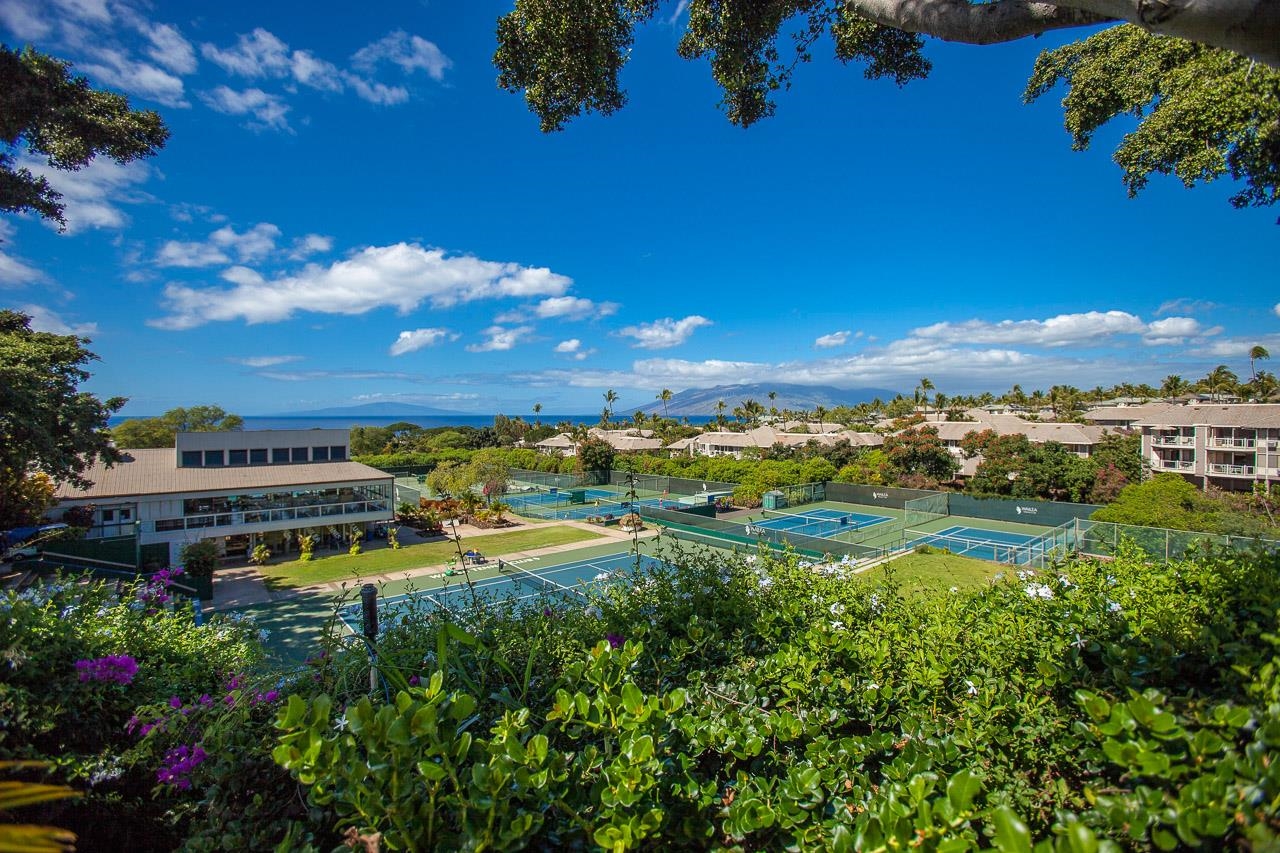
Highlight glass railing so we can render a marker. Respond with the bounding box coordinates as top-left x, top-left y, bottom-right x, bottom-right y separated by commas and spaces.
1155, 459, 1194, 471
1151, 434, 1193, 446
148, 500, 391, 533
